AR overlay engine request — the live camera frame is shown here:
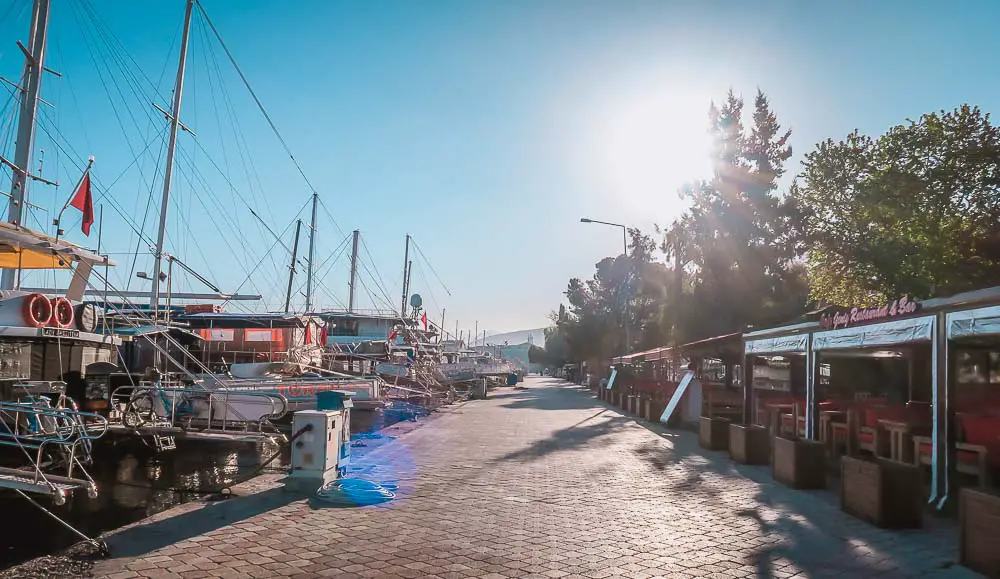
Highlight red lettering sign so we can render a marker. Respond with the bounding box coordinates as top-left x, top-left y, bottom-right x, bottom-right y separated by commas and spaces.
819, 296, 920, 330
